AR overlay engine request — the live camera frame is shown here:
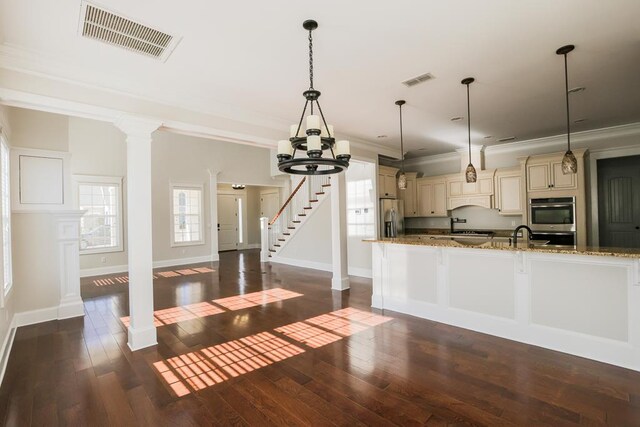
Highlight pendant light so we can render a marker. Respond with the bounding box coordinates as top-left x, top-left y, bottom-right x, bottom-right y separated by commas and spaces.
276, 20, 350, 175
461, 77, 477, 183
396, 100, 407, 190
557, 44, 578, 174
